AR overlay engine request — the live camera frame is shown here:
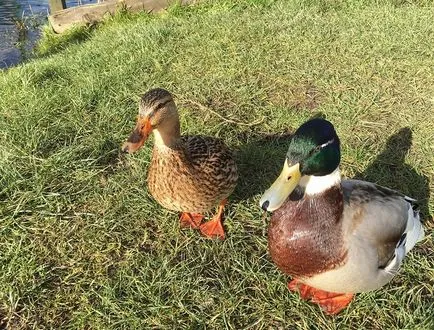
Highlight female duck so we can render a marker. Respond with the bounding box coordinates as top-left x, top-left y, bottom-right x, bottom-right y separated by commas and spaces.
260, 118, 424, 314
122, 88, 238, 239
